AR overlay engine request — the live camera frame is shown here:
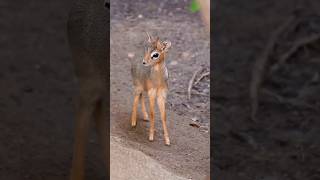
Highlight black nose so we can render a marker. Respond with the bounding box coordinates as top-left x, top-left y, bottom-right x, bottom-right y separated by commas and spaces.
143, 62, 146, 64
